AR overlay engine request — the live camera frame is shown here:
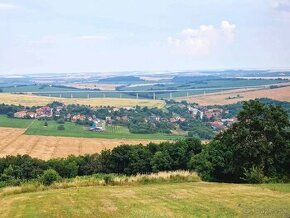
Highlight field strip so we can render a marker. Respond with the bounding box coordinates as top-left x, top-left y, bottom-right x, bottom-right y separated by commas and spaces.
177, 85, 290, 106
0, 127, 165, 160
0, 93, 165, 108
0, 129, 25, 153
